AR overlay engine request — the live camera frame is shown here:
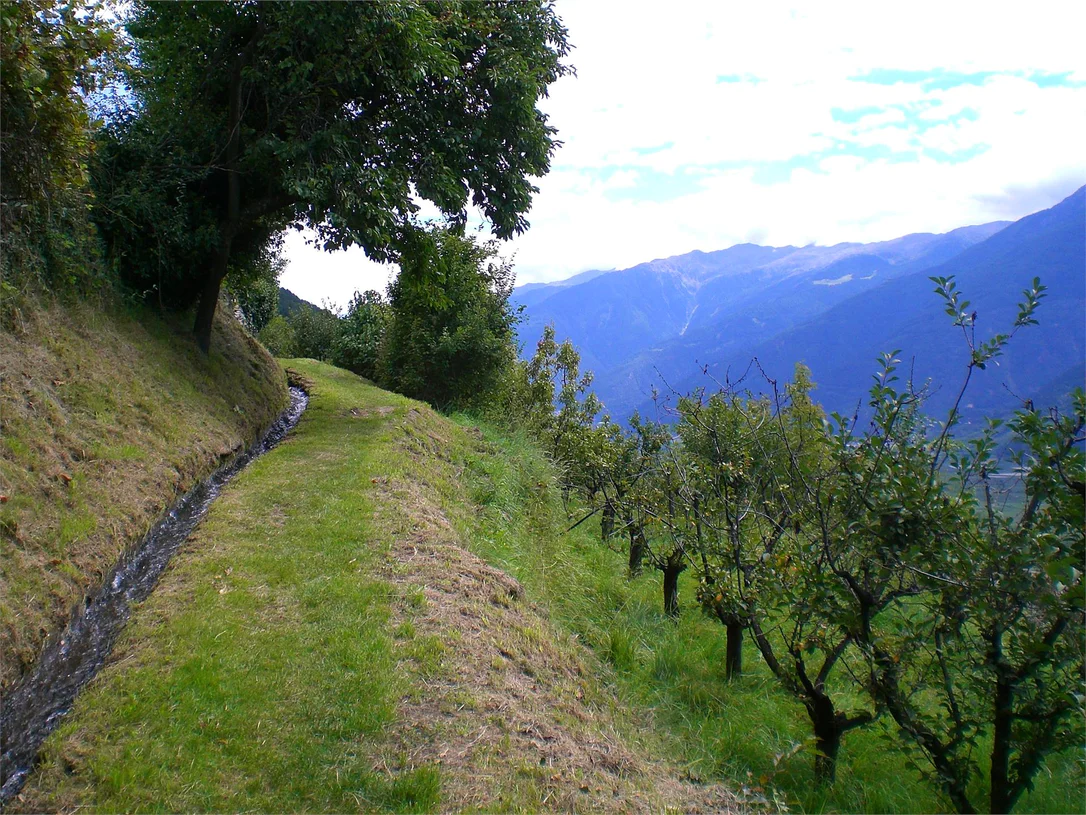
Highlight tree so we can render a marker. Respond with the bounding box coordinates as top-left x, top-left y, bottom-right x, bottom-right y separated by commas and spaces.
855, 278, 1084, 814
111, 1, 571, 351
0, 0, 116, 213
257, 315, 296, 358
380, 226, 520, 412
1, 0, 118, 291
667, 366, 877, 778
331, 290, 390, 381
226, 236, 284, 334
289, 301, 339, 362
512, 324, 602, 482
673, 386, 777, 678
866, 390, 1085, 814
